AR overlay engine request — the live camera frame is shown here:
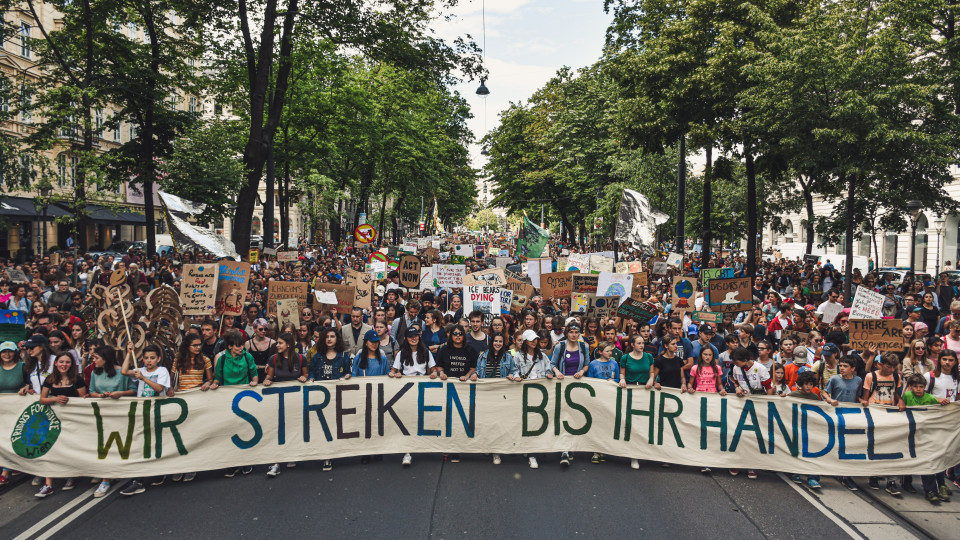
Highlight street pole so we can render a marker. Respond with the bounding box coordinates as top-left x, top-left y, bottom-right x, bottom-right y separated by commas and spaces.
42, 202, 48, 256
35, 205, 40, 257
